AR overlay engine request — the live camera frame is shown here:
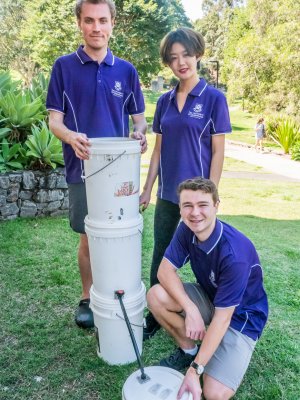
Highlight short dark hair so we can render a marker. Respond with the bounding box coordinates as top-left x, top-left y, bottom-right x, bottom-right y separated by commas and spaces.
177, 177, 219, 204
75, 0, 116, 20
160, 27, 205, 65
